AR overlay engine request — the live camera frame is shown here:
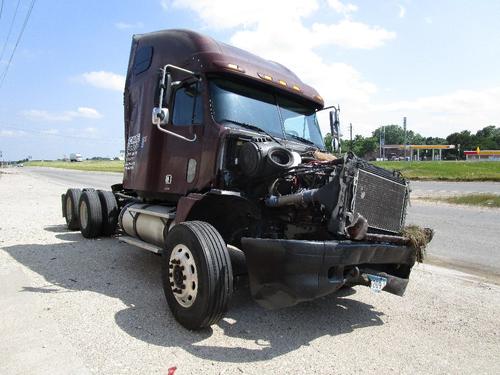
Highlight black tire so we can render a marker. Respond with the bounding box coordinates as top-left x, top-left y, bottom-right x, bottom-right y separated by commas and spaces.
64, 188, 81, 230
97, 190, 119, 236
162, 221, 233, 330
78, 190, 103, 238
